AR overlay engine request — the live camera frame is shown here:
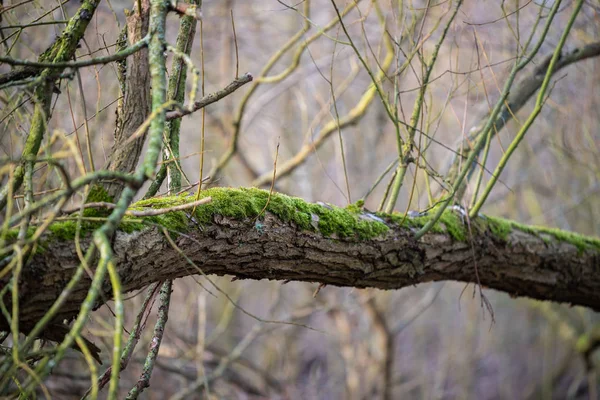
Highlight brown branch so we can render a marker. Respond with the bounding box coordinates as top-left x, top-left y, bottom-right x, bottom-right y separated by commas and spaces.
165, 73, 253, 121
0, 68, 40, 86
364, 296, 393, 400
2, 188, 599, 335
